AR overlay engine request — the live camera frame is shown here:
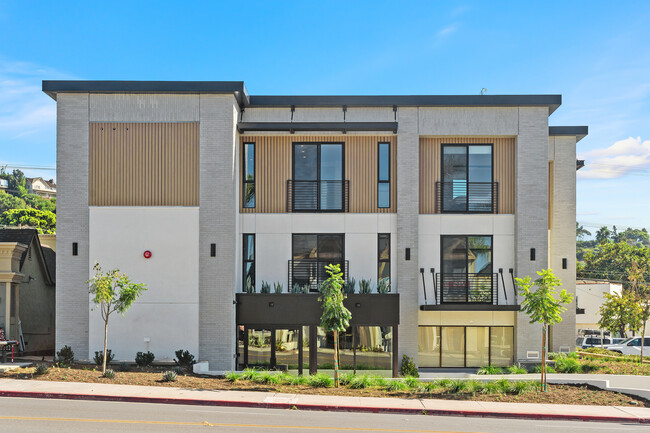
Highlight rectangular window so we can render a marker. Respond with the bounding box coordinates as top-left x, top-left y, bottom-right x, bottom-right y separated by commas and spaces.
291, 234, 344, 291
243, 234, 255, 292
378, 142, 390, 208
378, 233, 390, 290
243, 143, 255, 208
441, 144, 493, 212
292, 143, 344, 211
440, 235, 493, 303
